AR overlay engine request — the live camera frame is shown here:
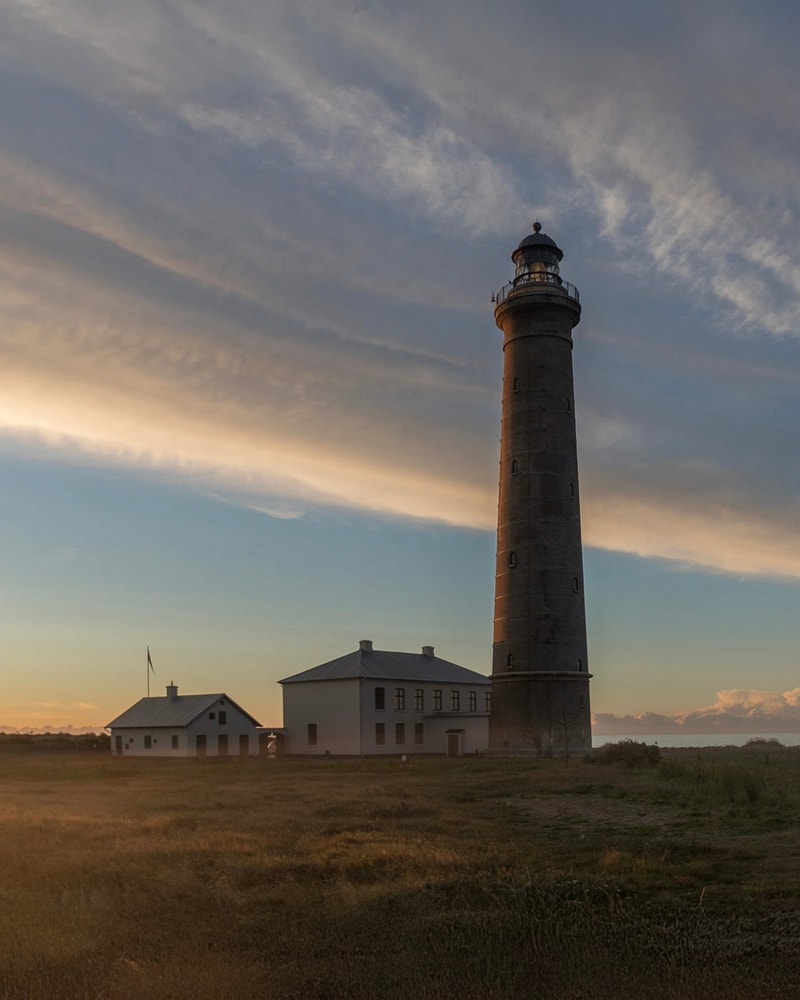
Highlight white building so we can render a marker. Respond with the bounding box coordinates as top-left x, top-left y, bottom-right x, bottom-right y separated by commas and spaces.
280, 640, 490, 756
107, 683, 261, 758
